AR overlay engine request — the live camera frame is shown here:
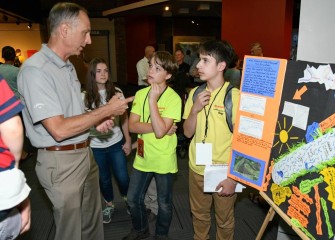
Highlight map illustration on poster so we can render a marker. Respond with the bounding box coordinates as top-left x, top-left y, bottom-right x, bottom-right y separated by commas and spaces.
229, 58, 335, 239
